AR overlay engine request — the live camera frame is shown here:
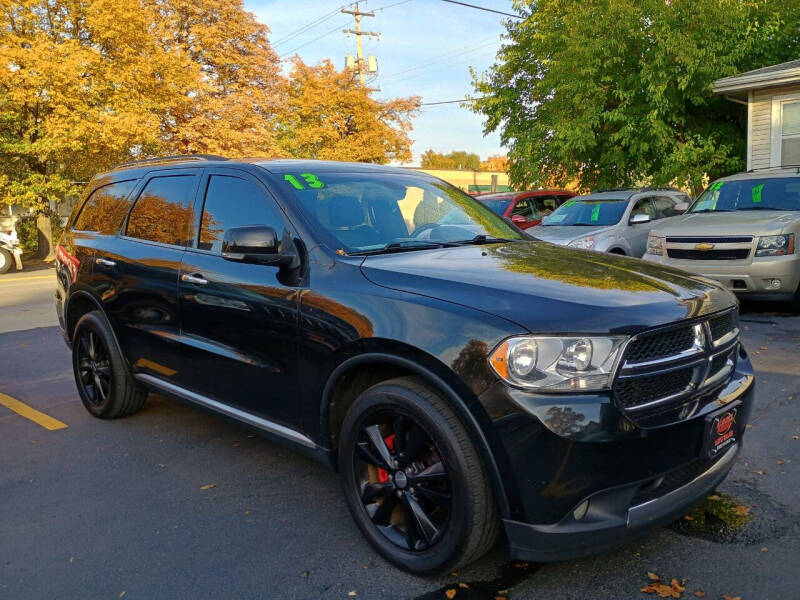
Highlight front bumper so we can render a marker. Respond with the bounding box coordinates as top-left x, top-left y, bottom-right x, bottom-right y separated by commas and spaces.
643, 252, 800, 298
504, 443, 738, 561
482, 346, 754, 562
